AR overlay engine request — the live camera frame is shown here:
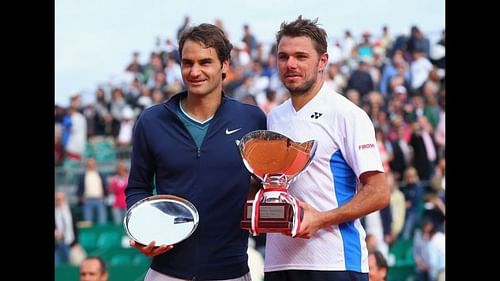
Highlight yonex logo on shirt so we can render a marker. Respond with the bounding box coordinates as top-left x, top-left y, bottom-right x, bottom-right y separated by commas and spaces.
310, 112, 323, 119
